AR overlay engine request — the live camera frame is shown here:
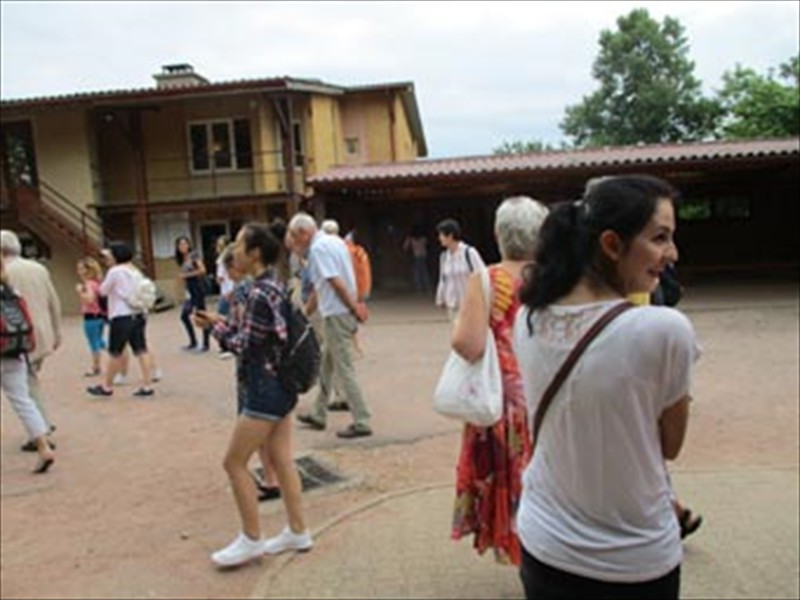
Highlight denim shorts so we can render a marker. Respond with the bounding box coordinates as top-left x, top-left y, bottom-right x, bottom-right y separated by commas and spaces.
239, 361, 297, 422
